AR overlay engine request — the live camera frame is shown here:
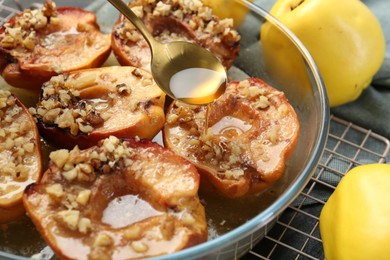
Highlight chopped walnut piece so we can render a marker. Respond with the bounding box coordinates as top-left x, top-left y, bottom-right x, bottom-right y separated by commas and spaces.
124, 225, 142, 240
46, 184, 64, 199
78, 217, 92, 234
76, 190, 91, 206
94, 233, 113, 247
131, 241, 149, 253
49, 149, 70, 169
57, 210, 80, 231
